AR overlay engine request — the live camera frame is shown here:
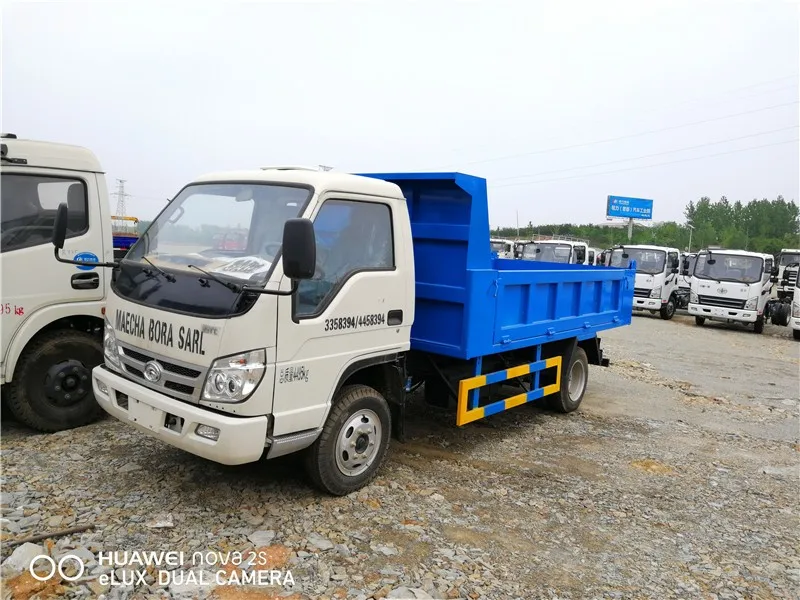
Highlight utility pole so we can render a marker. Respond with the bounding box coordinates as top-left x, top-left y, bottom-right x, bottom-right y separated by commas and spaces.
113, 179, 131, 217
687, 224, 694, 252
627, 217, 633, 242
